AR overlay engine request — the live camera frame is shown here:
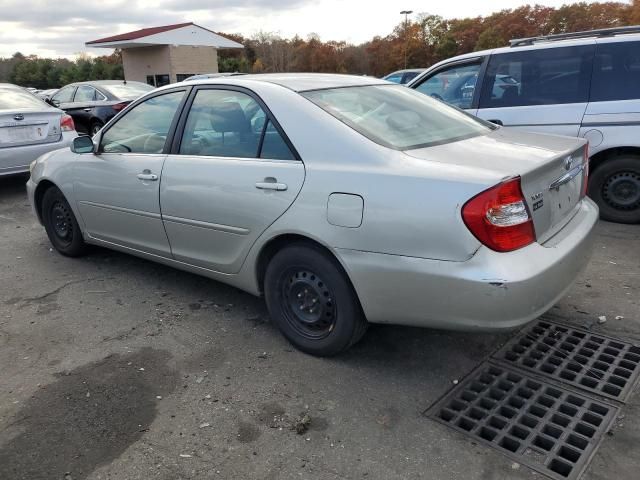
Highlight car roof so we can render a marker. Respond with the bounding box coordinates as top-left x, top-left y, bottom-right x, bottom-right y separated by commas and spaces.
386, 69, 426, 75
180, 73, 389, 92
70, 80, 148, 87
424, 30, 640, 69
0, 83, 22, 89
